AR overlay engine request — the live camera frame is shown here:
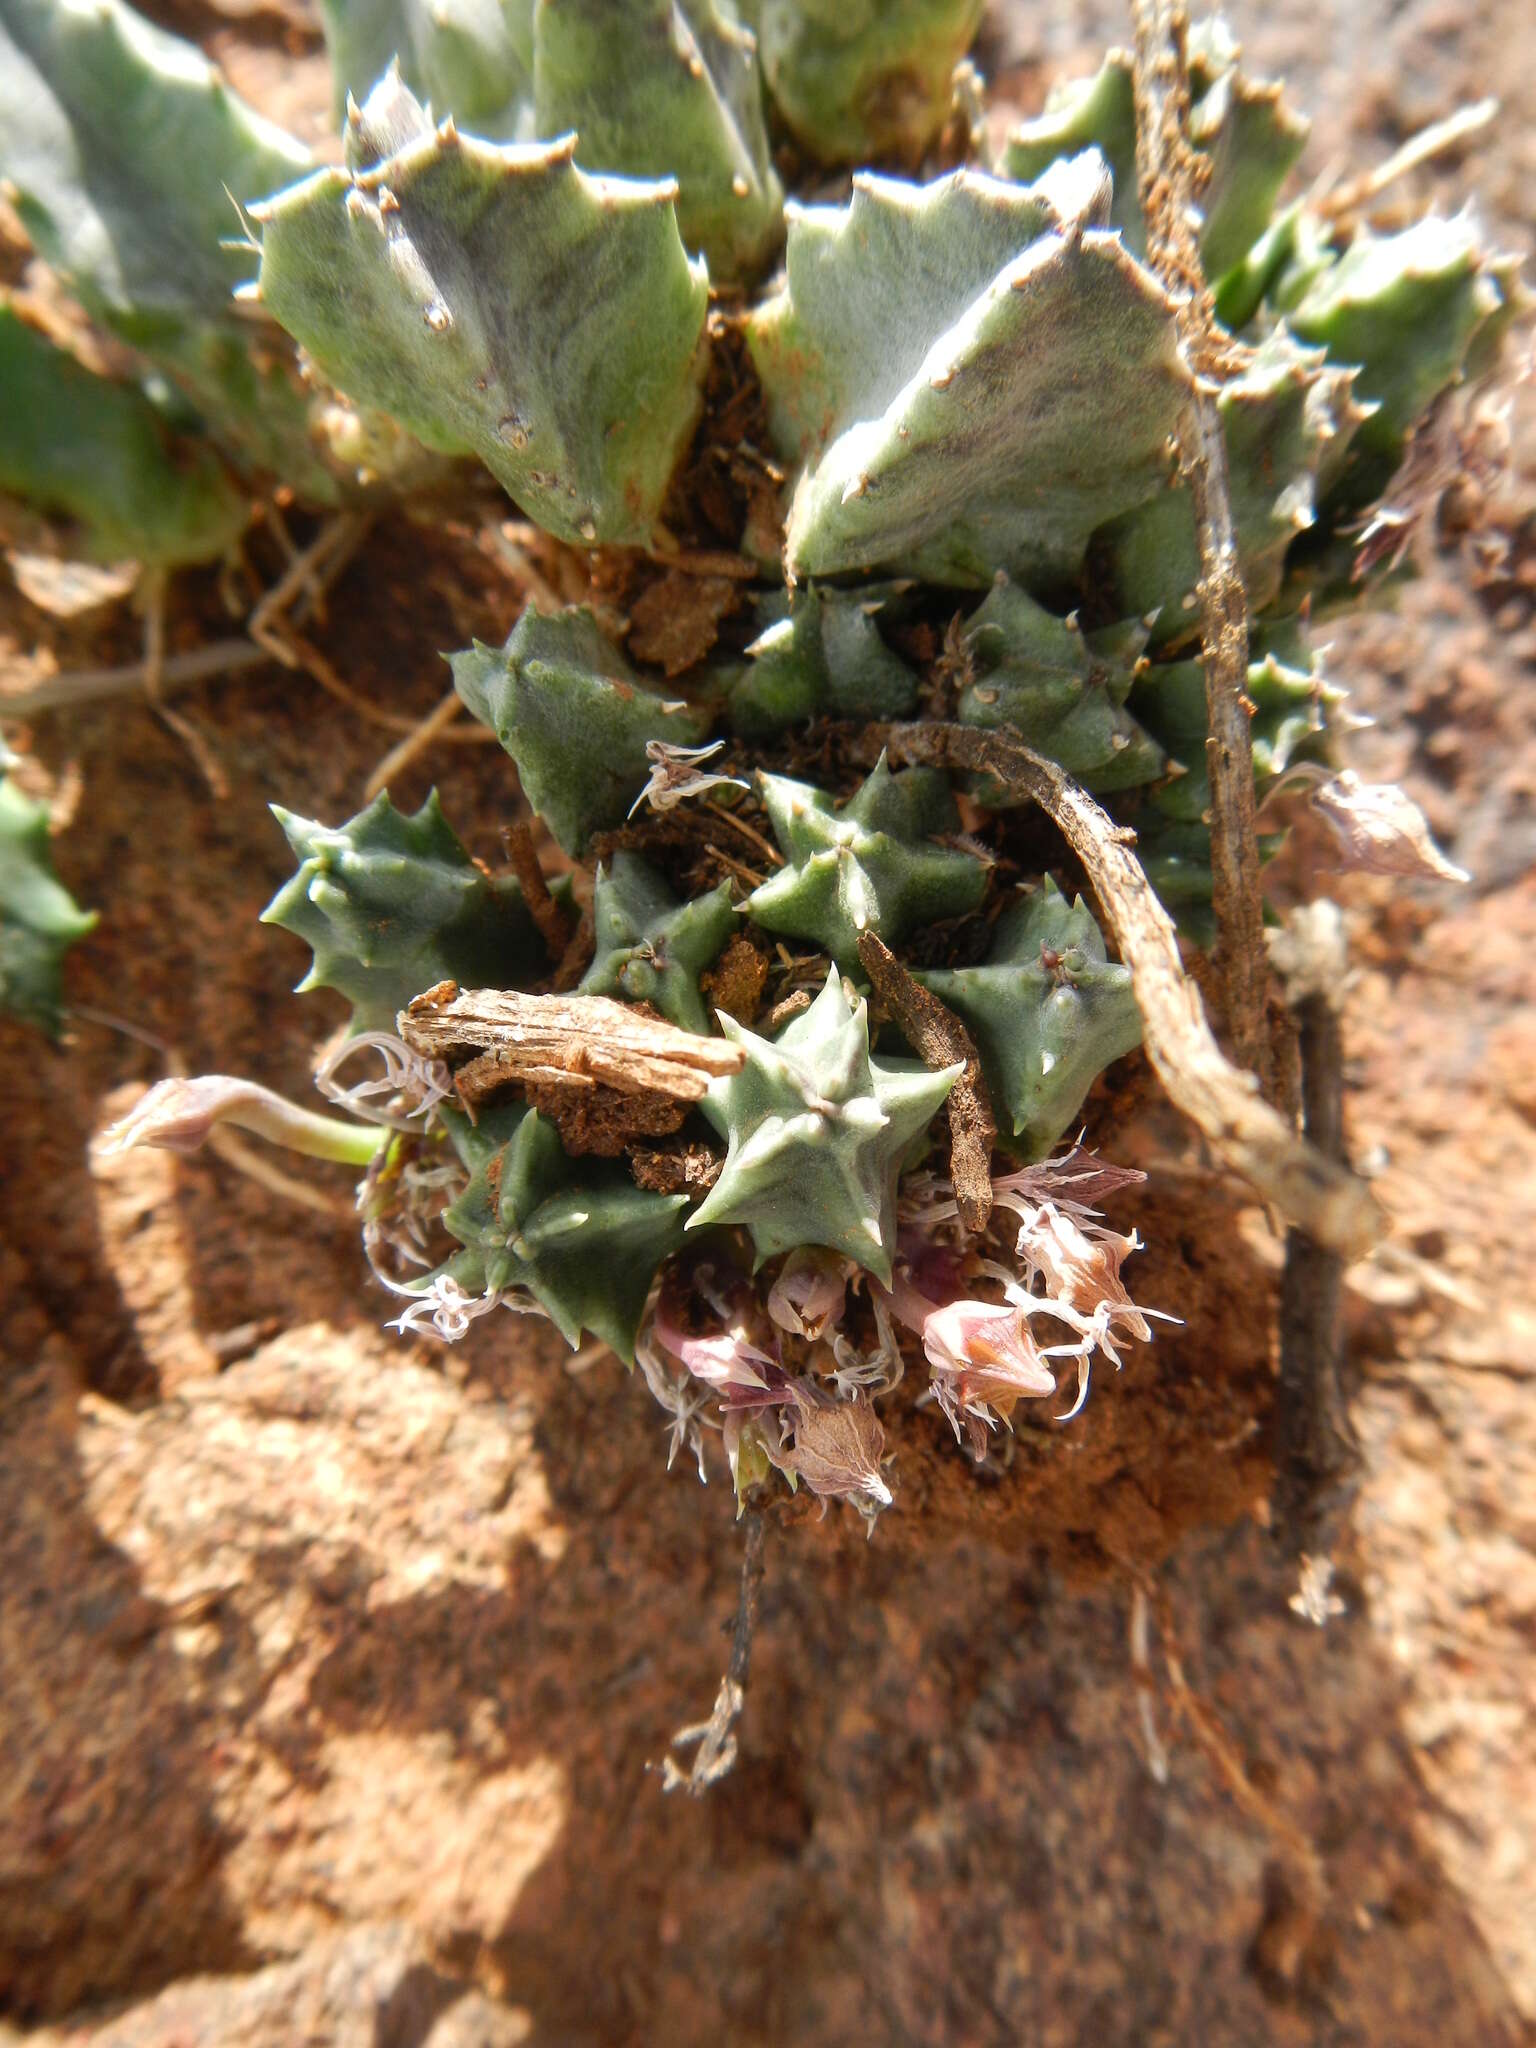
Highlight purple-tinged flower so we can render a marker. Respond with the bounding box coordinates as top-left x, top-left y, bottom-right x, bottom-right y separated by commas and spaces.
1012, 1203, 1173, 1418
882, 1270, 1057, 1446
990, 1142, 1147, 1223
653, 1281, 778, 1394
767, 1249, 850, 1341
